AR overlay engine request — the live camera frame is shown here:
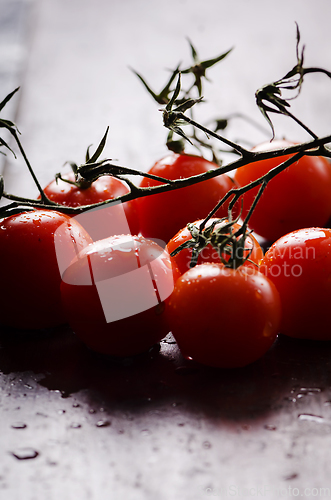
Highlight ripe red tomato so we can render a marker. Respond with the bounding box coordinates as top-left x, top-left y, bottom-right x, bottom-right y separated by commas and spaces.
61, 234, 178, 356
42, 173, 140, 236
137, 153, 238, 244
167, 218, 264, 275
260, 227, 331, 340
166, 263, 281, 368
234, 140, 331, 242
0, 210, 92, 330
